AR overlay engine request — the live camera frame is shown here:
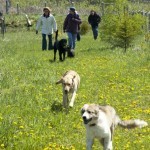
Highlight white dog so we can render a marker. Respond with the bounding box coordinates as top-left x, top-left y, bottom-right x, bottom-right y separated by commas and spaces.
56, 70, 80, 108
81, 104, 148, 150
